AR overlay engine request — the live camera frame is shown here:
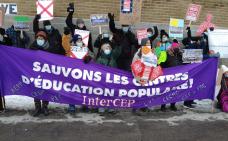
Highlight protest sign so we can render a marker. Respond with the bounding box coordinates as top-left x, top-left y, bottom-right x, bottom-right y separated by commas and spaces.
14, 22, 30, 31
169, 18, 184, 38
208, 29, 228, 58
0, 3, 17, 15
182, 49, 203, 63
185, 4, 201, 22
137, 29, 147, 45
119, 0, 142, 25
13, 16, 31, 31
36, 0, 54, 21
0, 45, 218, 108
70, 46, 88, 59
121, 0, 133, 13
74, 29, 90, 47
197, 14, 215, 35
0, 8, 4, 27
90, 14, 109, 27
